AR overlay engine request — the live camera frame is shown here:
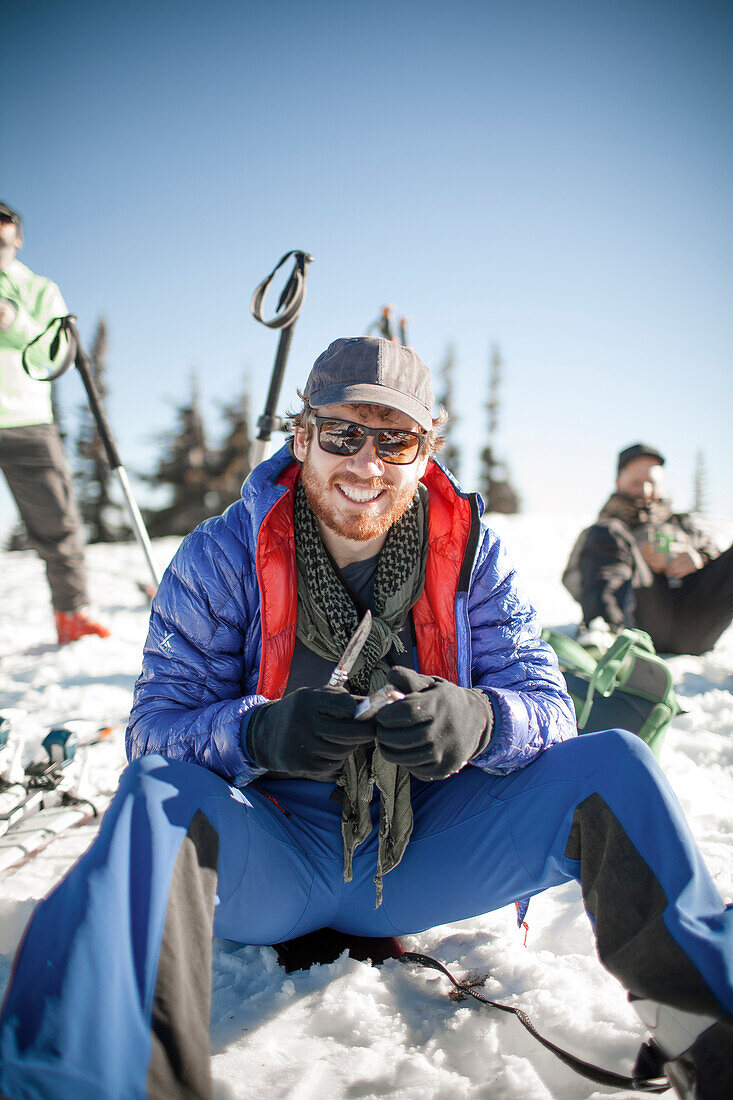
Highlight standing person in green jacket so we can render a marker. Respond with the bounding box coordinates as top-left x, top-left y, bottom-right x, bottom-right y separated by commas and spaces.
0, 201, 109, 644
